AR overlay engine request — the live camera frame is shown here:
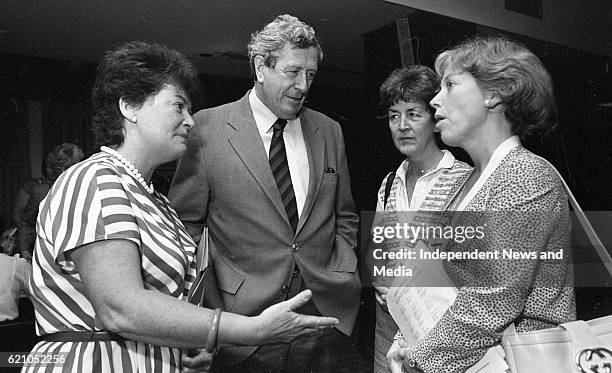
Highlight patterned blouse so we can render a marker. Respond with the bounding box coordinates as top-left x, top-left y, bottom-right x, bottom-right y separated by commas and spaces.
25, 152, 198, 373
375, 150, 472, 213
412, 137, 576, 373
